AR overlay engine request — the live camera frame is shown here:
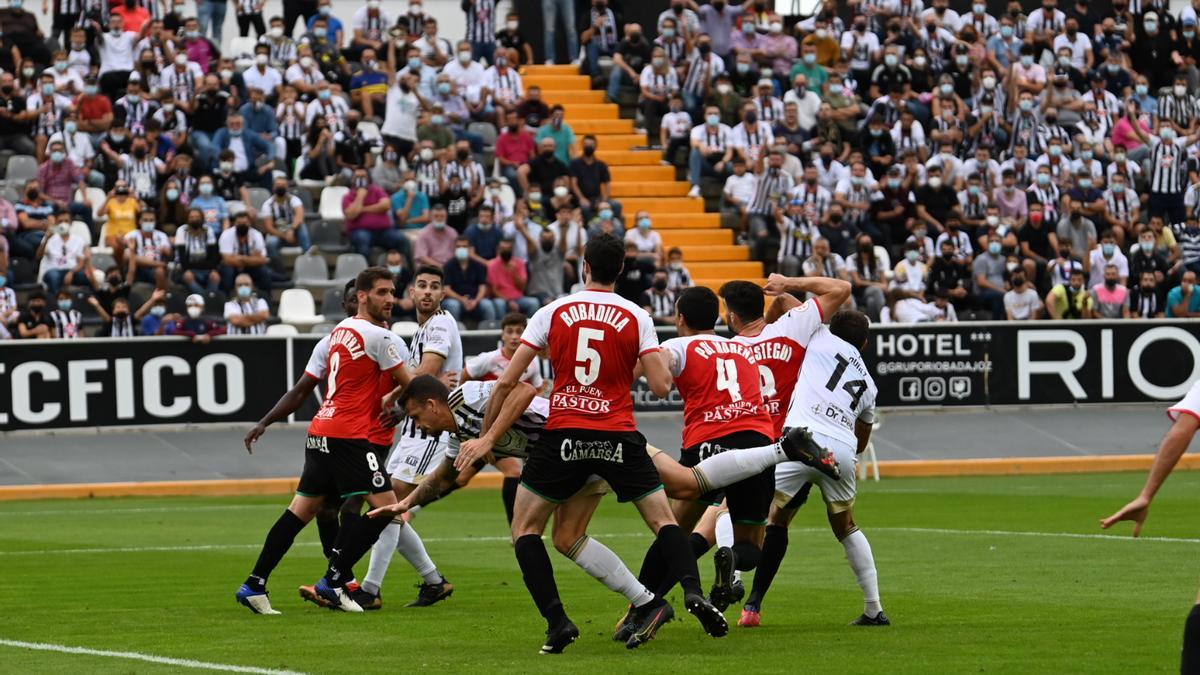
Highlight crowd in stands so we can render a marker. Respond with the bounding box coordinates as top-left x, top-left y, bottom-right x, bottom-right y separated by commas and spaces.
0, 0, 1198, 339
